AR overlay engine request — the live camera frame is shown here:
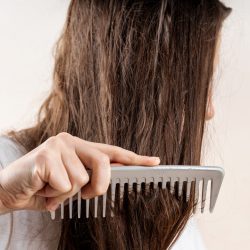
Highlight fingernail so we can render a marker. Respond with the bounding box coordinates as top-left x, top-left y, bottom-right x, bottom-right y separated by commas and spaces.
150, 156, 160, 161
